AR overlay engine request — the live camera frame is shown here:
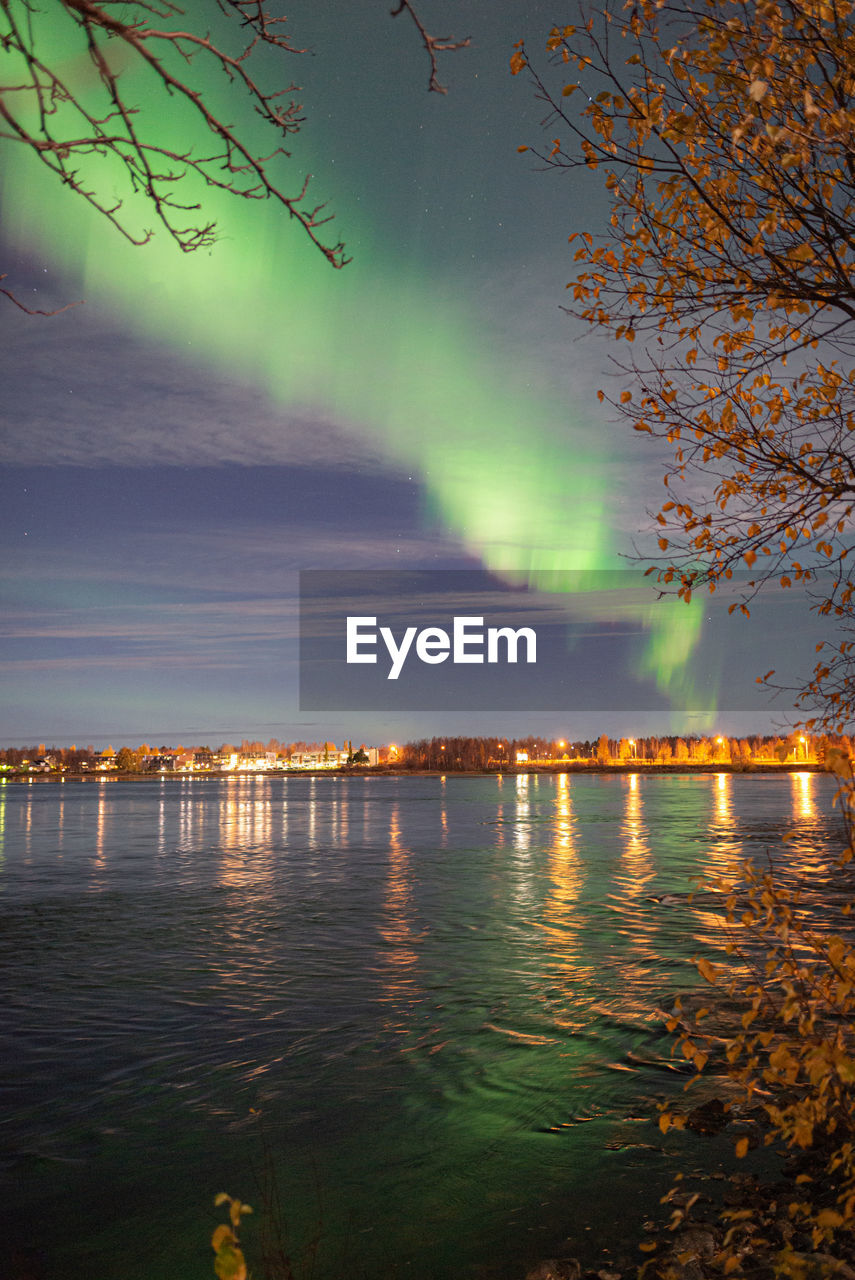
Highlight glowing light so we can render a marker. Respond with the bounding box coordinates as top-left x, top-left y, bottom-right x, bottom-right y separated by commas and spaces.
792, 771, 816, 820
621, 771, 651, 883
715, 771, 733, 826
0, 36, 711, 709
379, 804, 419, 1010
514, 773, 531, 856
546, 772, 582, 925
